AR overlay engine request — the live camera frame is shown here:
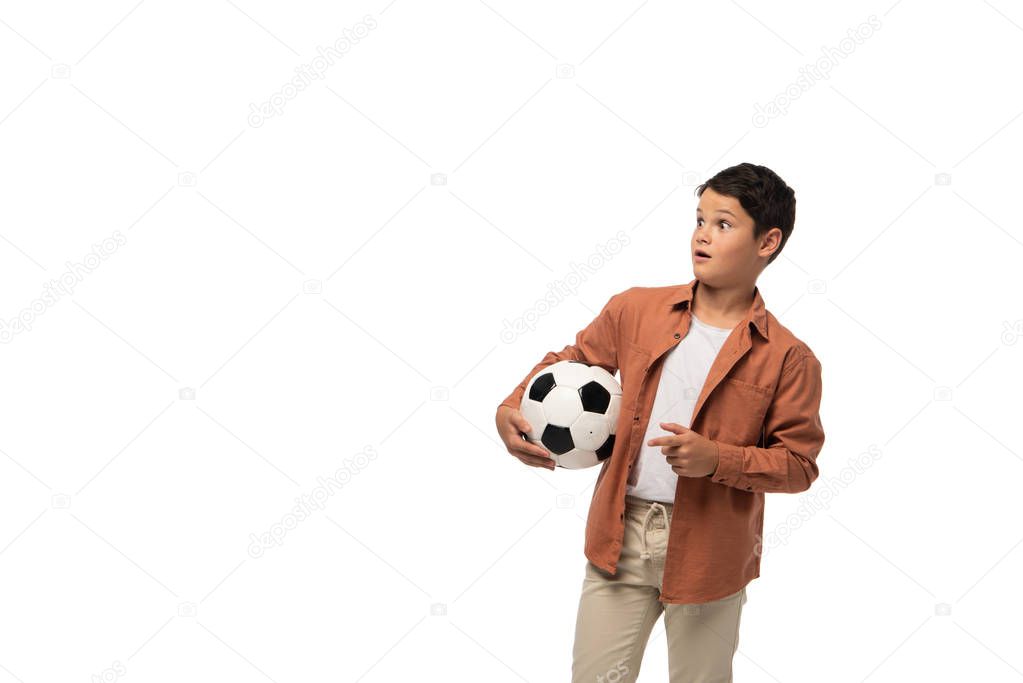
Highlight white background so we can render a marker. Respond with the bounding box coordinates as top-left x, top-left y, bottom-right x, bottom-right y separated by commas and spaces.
1, 1, 1022, 681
